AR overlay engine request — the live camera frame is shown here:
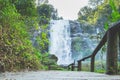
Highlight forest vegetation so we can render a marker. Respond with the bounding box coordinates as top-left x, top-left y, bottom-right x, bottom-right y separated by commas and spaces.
0, 0, 61, 72
0, 0, 120, 72
78, 0, 120, 30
